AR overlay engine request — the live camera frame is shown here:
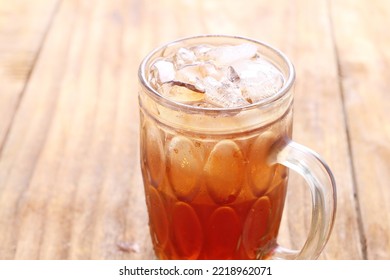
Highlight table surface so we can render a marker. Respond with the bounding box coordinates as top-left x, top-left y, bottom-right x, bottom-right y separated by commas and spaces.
0, 0, 389, 260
